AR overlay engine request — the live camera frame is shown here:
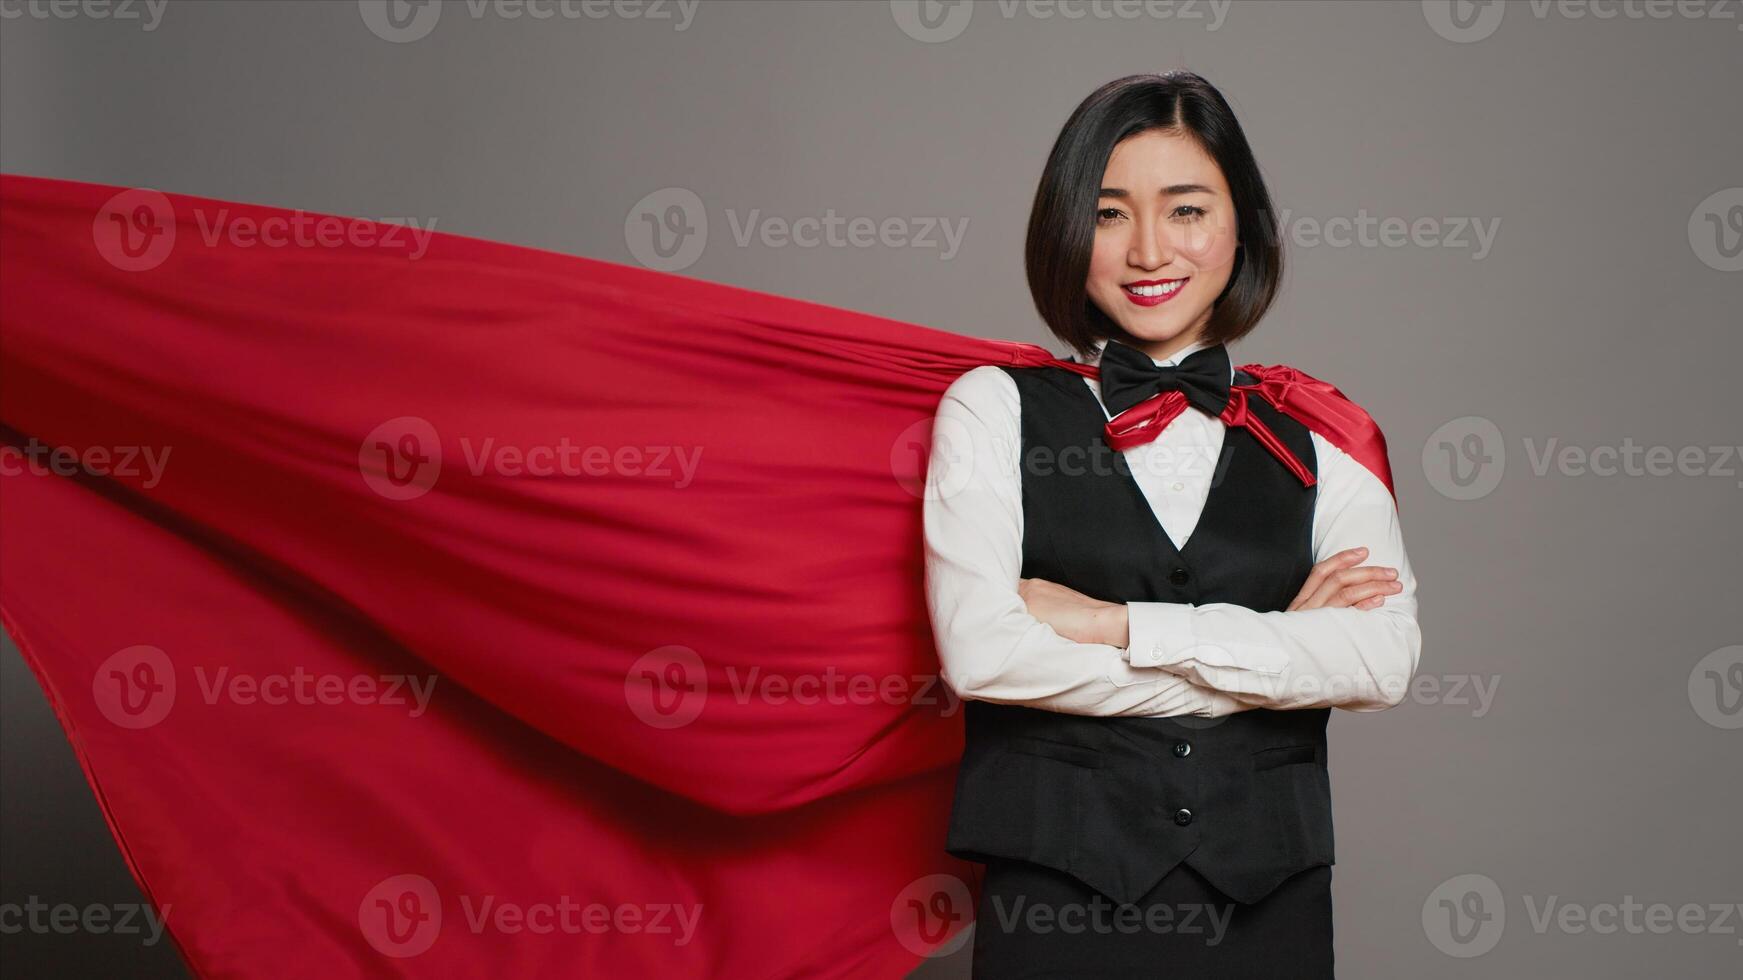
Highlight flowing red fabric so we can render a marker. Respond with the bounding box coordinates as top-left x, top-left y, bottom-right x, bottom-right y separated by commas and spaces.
0, 174, 1391, 978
